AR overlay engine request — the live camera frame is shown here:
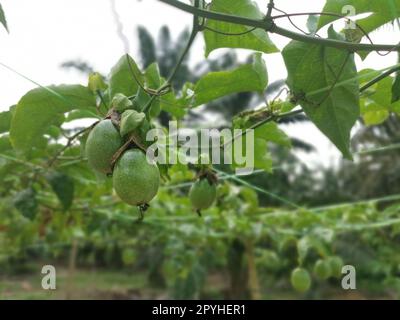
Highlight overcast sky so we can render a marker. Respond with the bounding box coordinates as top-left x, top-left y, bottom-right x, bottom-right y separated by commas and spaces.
0, 0, 398, 168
